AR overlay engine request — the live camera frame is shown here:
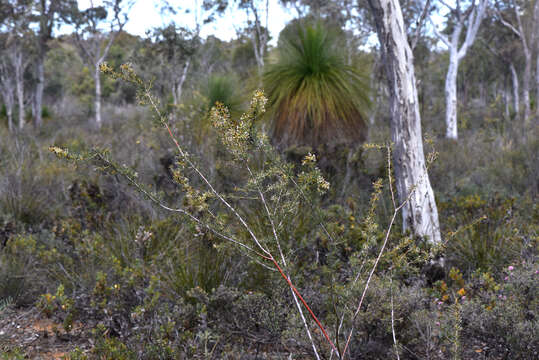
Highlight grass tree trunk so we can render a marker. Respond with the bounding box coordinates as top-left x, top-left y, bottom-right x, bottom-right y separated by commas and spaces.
367, 0, 442, 243
94, 64, 102, 127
